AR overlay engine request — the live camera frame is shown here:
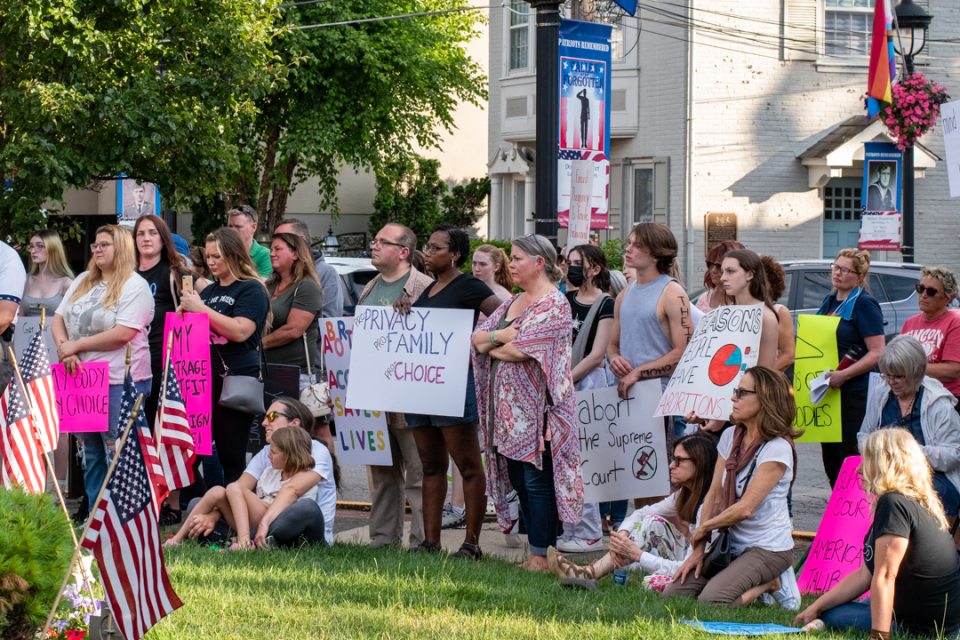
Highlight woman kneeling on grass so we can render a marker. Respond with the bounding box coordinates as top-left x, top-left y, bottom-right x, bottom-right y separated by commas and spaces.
548, 435, 716, 588
165, 427, 319, 550
795, 428, 960, 638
